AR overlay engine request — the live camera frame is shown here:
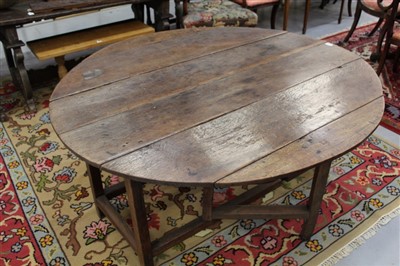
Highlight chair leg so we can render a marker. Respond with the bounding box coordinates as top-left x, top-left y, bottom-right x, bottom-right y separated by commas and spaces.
270, 3, 279, 29
320, 0, 328, 9
146, 5, 153, 25
376, 32, 392, 75
343, 1, 362, 42
368, 18, 383, 37
375, 21, 389, 53
347, 0, 352, 16
338, 0, 345, 24
302, 0, 311, 34
394, 47, 400, 72
370, 19, 388, 62
175, 0, 183, 29
283, 0, 290, 30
